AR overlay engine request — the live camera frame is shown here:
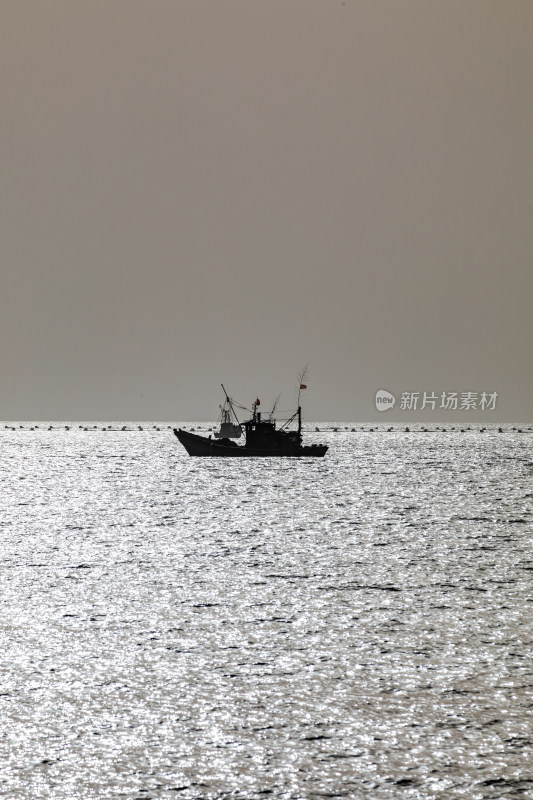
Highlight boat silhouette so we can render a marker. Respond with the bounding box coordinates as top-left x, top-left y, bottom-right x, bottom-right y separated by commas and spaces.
174, 384, 327, 458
